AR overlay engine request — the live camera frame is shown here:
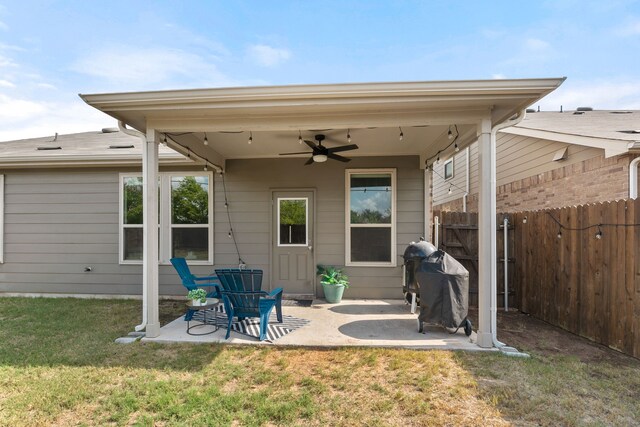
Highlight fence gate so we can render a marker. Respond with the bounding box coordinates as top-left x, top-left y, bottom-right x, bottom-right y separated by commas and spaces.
433, 211, 516, 309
